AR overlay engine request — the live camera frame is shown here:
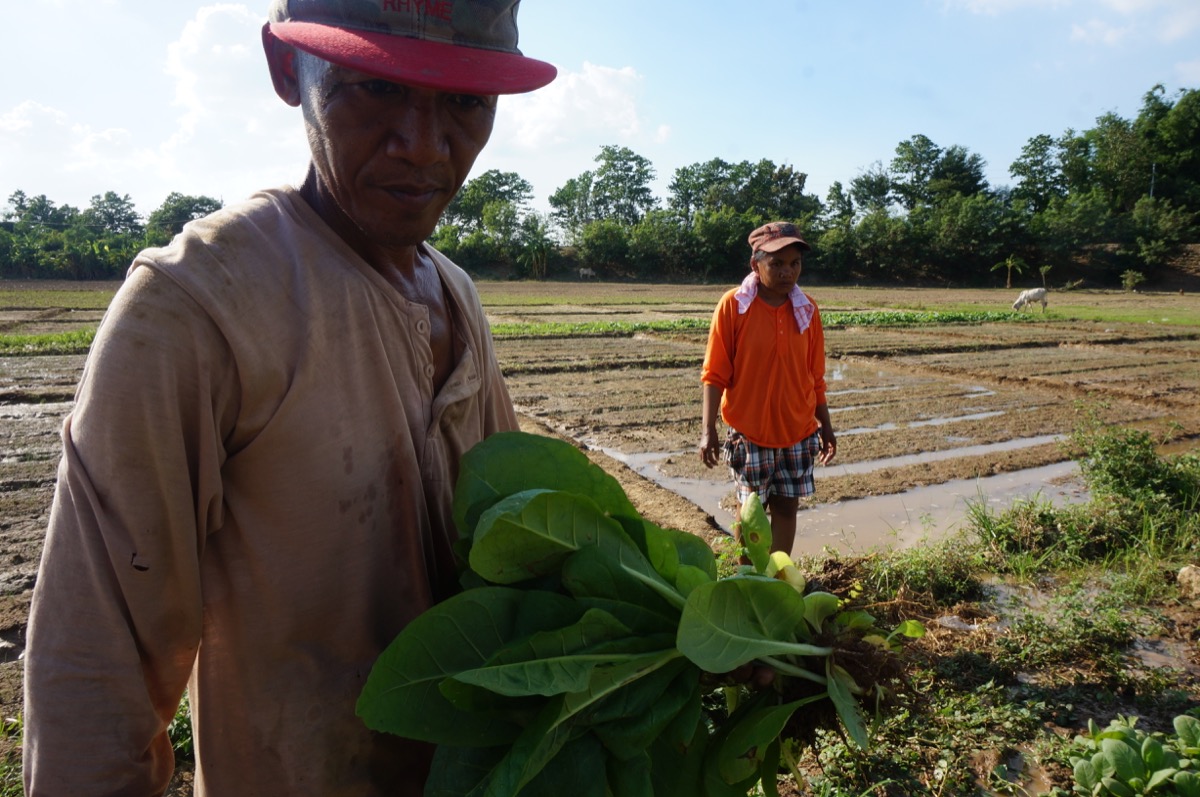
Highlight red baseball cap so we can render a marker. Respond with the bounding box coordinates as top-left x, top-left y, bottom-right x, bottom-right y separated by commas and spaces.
266, 0, 557, 95
748, 221, 811, 253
